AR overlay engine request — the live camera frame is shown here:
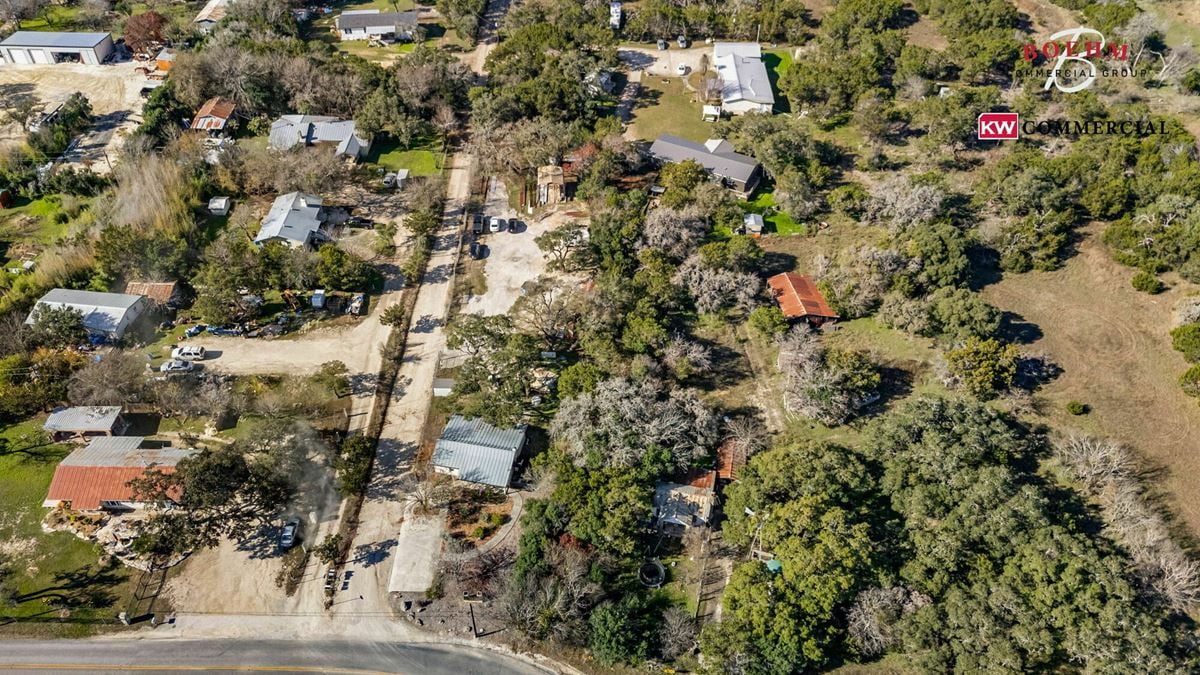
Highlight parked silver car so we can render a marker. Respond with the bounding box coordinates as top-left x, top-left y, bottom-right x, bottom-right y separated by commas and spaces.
279, 517, 301, 550
159, 359, 194, 373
